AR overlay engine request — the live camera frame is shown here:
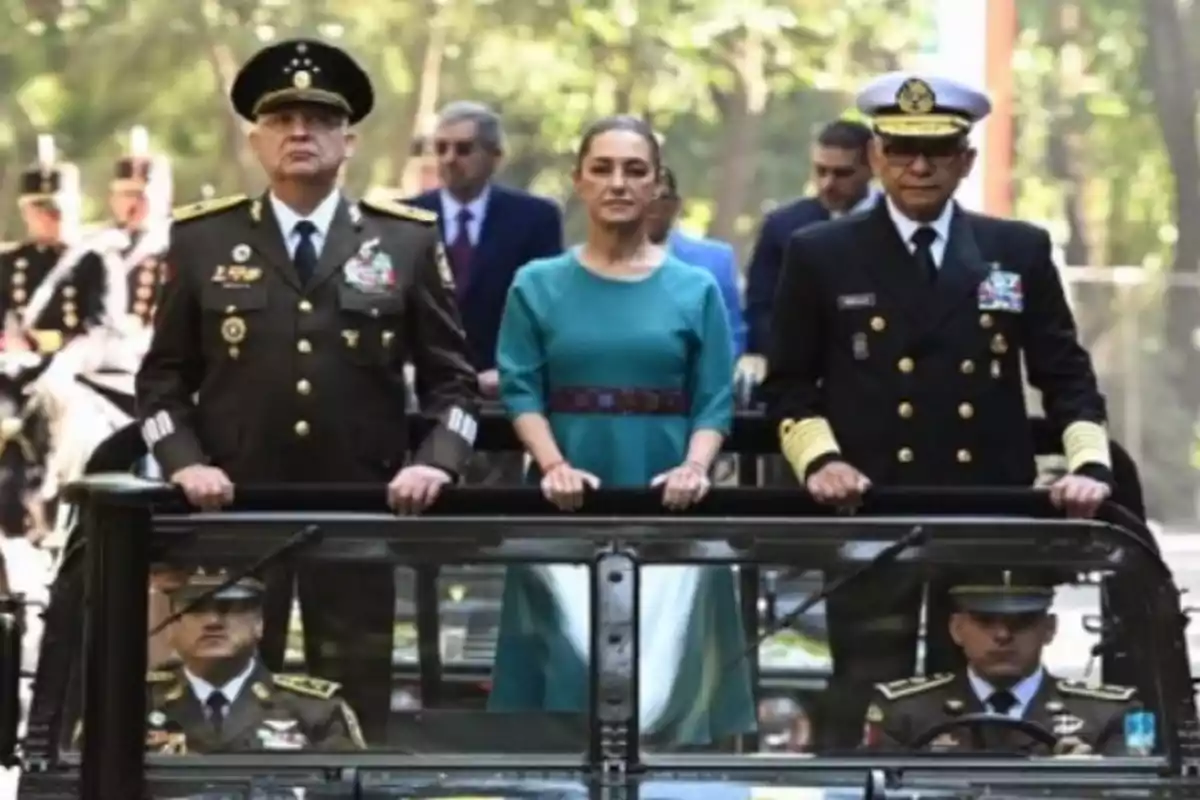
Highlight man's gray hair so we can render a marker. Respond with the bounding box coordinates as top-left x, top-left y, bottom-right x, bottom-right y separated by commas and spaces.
436, 101, 504, 153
